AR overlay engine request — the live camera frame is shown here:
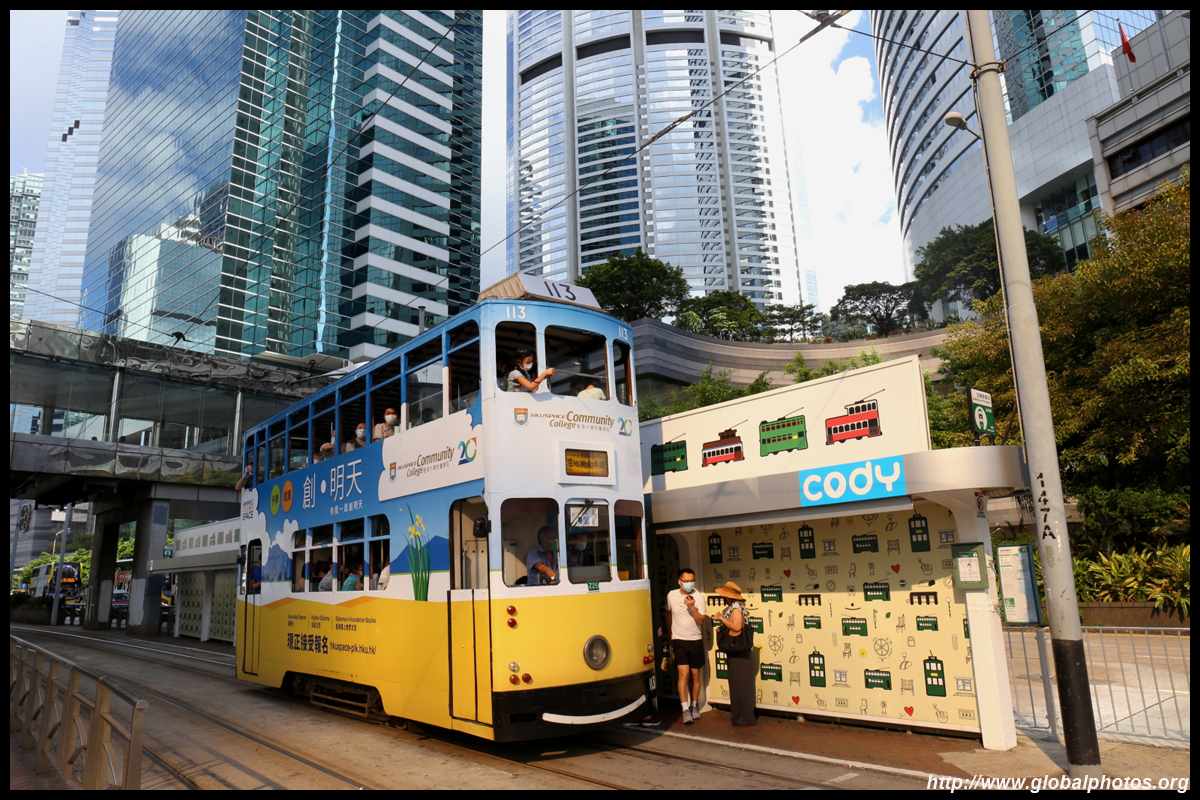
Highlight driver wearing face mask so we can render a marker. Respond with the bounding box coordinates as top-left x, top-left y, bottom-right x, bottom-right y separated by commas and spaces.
373, 407, 399, 441
566, 530, 591, 567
